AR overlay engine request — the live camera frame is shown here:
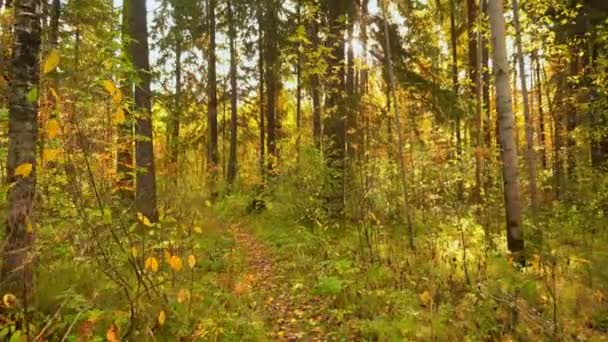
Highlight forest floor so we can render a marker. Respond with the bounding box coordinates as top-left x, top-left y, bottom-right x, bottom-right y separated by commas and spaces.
230, 223, 329, 341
